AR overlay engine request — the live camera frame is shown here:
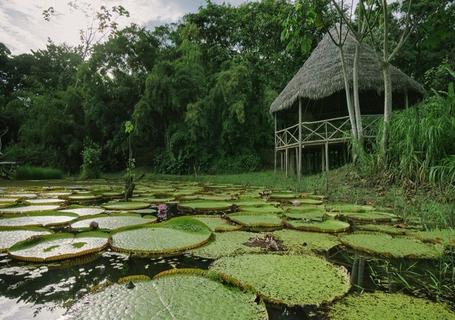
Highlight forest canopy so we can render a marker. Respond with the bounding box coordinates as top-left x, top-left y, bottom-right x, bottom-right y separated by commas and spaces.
0, 0, 454, 175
